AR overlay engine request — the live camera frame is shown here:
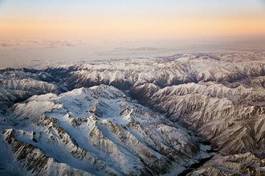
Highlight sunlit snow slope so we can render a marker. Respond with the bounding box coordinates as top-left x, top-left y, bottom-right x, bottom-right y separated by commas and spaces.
1, 51, 265, 175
